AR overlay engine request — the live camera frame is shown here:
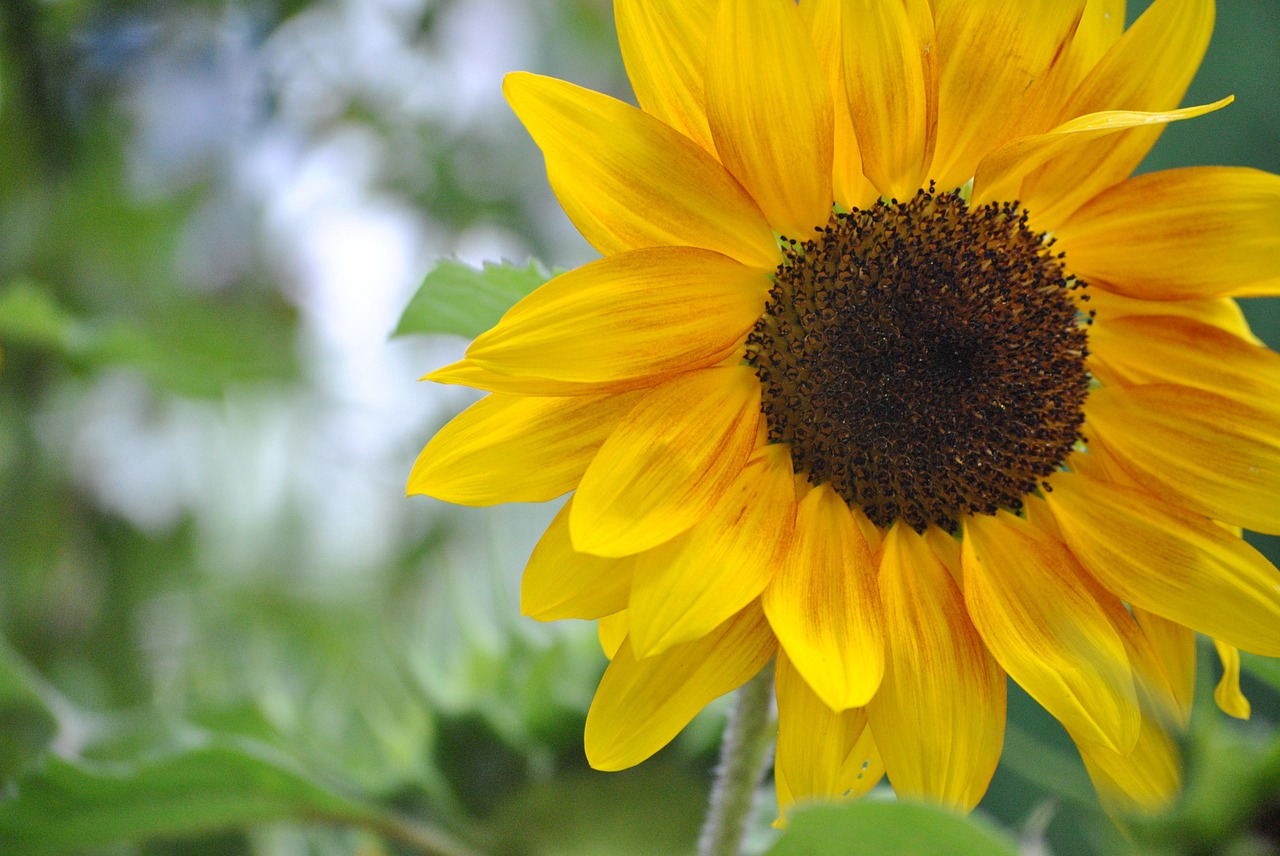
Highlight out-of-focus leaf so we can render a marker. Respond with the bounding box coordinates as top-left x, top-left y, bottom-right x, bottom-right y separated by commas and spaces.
0, 640, 59, 788
1128, 725, 1280, 856
396, 503, 596, 747
0, 733, 387, 856
393, 259, 549, 340
434, 712, 529, 818
973, 682, 1118, 856
91, 297, 298, 397
1241, 651, 1280, 694
0, 278, 297, 396
765, 801, 1020, 856
488, 762, 705, 856
0, 280, 77, 351
999, 720, 1098, 810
